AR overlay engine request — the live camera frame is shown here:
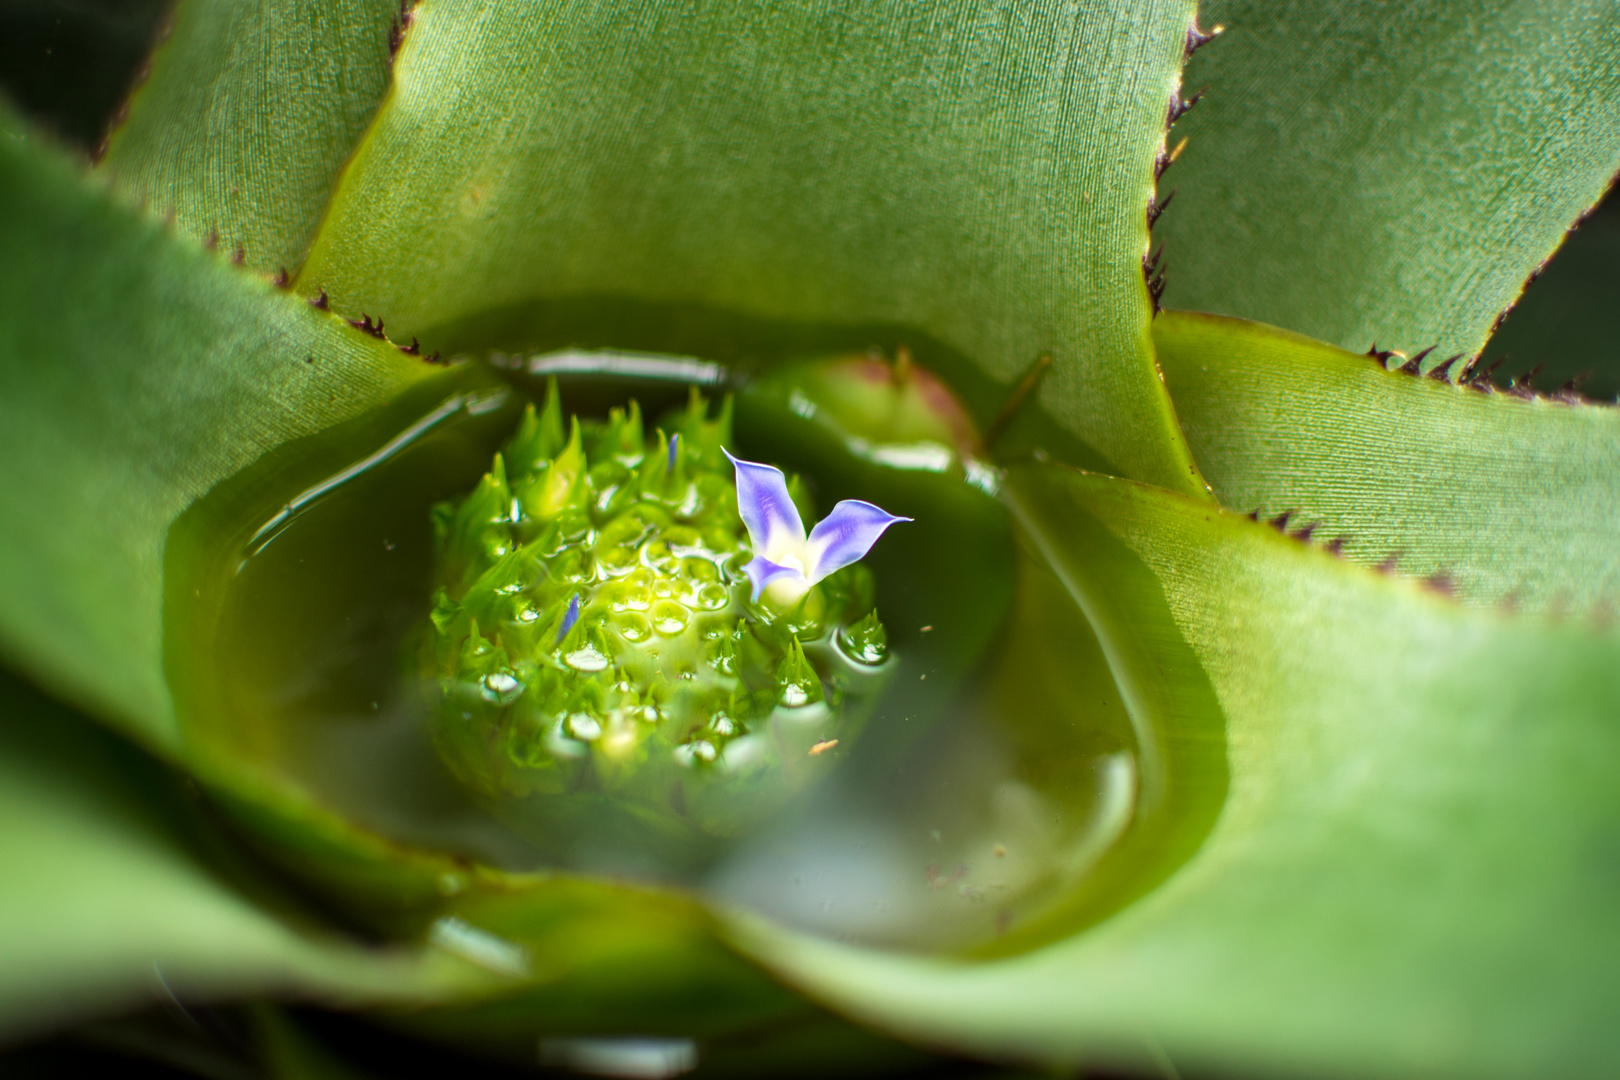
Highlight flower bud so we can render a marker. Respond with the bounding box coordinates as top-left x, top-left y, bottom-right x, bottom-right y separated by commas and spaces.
424, 382, 896, 850
778, 345, 980, 457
